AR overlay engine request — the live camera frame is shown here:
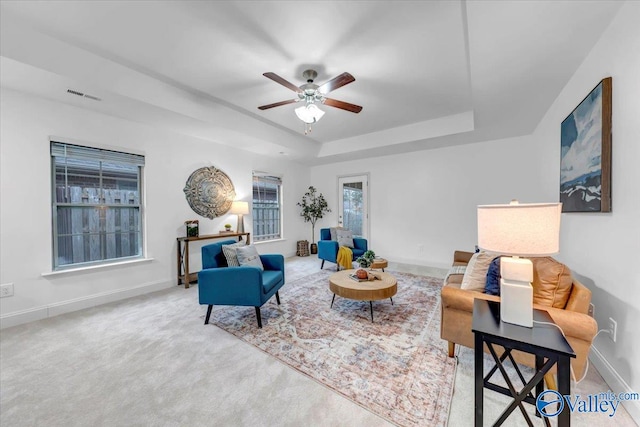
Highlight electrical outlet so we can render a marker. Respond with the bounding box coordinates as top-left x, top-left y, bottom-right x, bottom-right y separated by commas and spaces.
608, 317, 617, 342
588, 303, 594, 317
0, 283, 14, 298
